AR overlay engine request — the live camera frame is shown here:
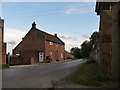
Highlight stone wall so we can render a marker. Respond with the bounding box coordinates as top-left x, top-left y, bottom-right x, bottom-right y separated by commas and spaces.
9, 56, 31, 66
111, 3, 120, 81
99, 6, 112, 78
96, 2, 120, 80
0, 21, 2, 64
